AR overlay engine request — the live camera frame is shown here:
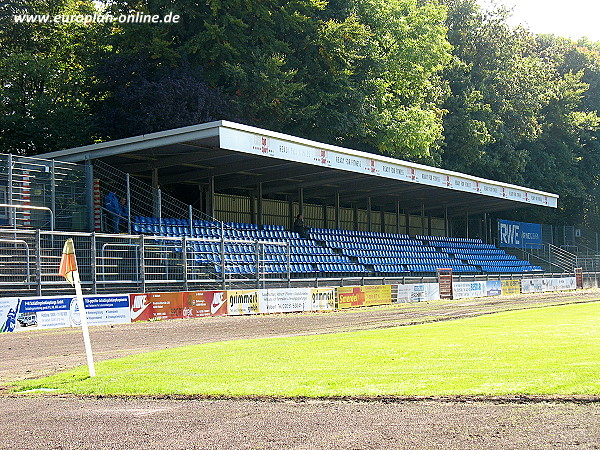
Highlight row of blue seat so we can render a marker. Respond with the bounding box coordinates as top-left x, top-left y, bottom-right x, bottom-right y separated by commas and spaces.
417, 235, 484, 244
311, 228, 411, 239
